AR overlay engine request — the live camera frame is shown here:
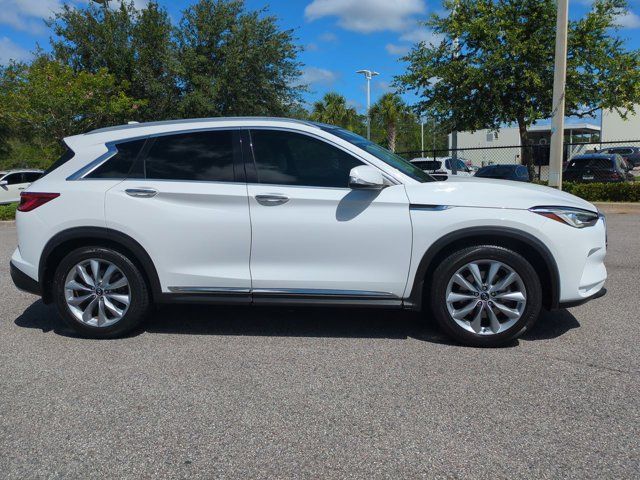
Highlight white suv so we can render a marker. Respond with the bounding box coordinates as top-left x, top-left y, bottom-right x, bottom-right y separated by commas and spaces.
10, 118, 607, 346
0, 169, 44, 204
